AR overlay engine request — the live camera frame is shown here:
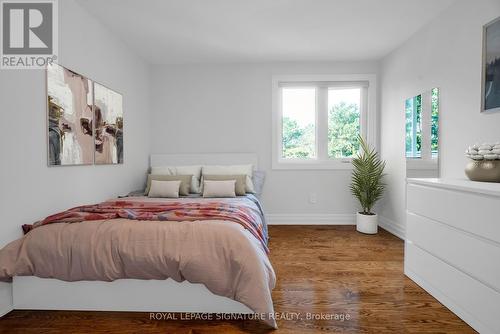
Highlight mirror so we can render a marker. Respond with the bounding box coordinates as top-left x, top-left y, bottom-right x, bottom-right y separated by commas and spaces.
405, 88, 439, 178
